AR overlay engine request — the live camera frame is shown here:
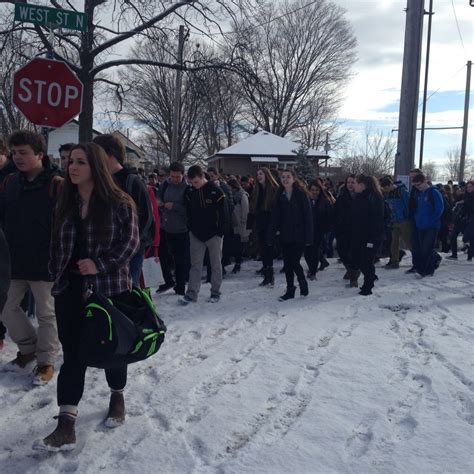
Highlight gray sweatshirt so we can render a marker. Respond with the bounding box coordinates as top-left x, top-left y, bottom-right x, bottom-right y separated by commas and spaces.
159, 178, 189, 234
